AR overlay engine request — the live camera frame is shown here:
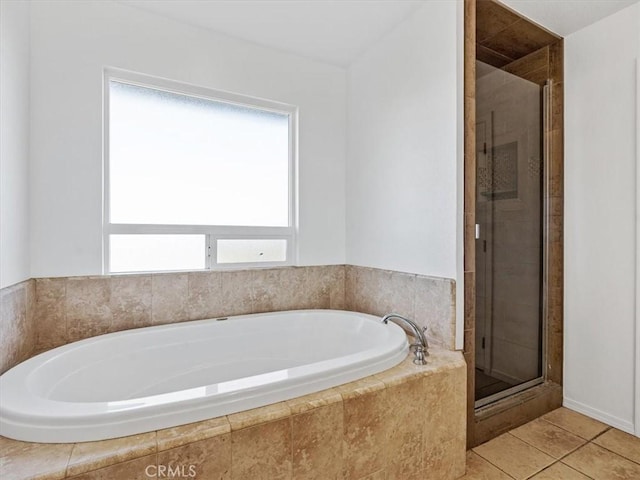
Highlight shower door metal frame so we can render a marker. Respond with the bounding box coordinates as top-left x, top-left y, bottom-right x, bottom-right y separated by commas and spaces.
475, 112, 494, 375
474, 80, 552, 409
